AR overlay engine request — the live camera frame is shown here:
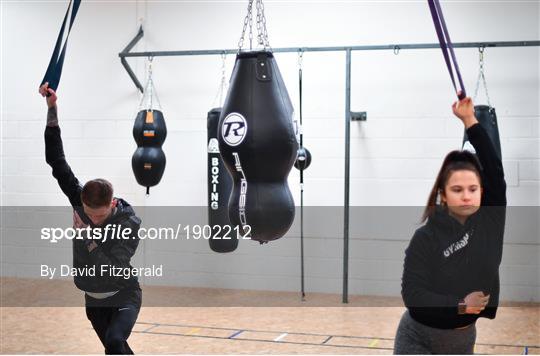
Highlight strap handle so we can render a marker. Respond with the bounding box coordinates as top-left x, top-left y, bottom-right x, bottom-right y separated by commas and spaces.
40, 0, 82, 91
428, 0, 466, 100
